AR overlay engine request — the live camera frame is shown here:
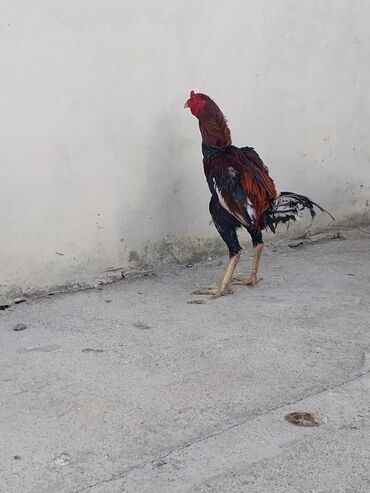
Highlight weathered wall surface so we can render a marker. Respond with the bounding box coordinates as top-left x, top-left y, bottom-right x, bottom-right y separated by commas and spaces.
1, 0, 369, 301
